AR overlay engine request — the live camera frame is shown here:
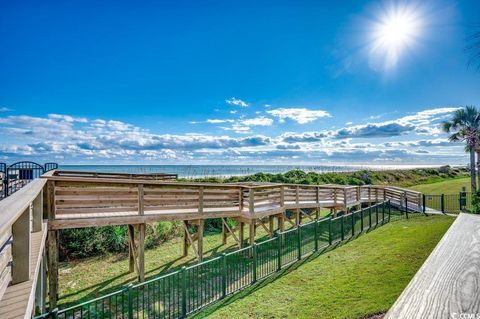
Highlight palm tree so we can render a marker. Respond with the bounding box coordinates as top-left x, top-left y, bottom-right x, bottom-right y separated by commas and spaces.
467, 29, 480, 71
442, 106, 480, 193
